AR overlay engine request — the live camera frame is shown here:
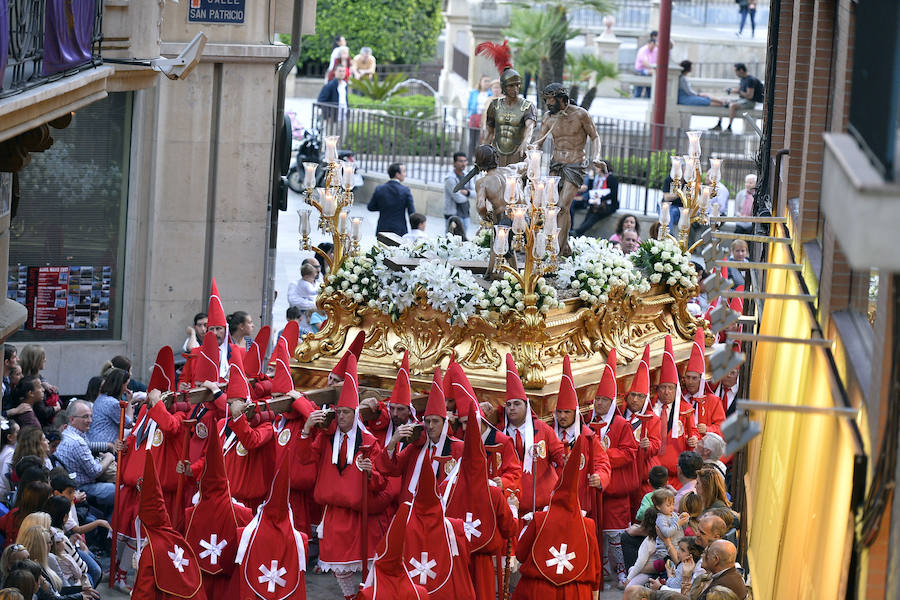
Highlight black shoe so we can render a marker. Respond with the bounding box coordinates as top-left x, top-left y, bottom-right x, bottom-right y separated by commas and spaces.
710, 123, 722, 131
